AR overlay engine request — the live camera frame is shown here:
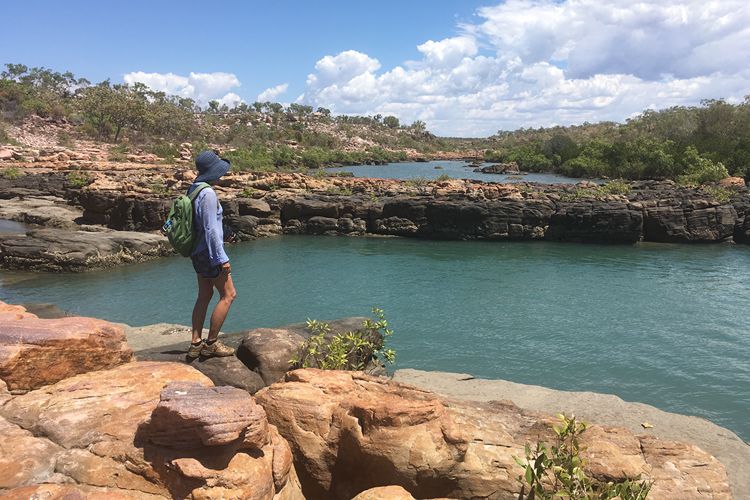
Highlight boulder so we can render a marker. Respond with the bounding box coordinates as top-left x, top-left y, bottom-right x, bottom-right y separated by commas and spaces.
0, 302, 132, 392
473, 162, 520, 174
0, 361, 303, 499
255, 369, 730, 500
147, 382, 270, 449
0, 416, 63, 489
